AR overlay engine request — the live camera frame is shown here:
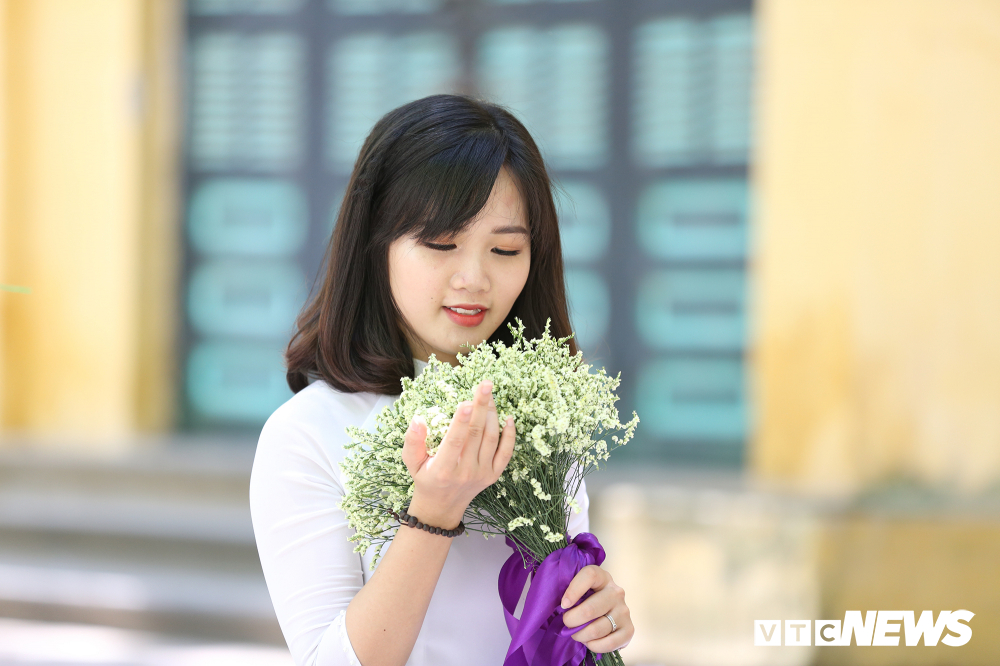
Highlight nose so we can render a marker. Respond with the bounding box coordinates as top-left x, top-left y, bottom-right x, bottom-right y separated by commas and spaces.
449, 255, 490, 294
